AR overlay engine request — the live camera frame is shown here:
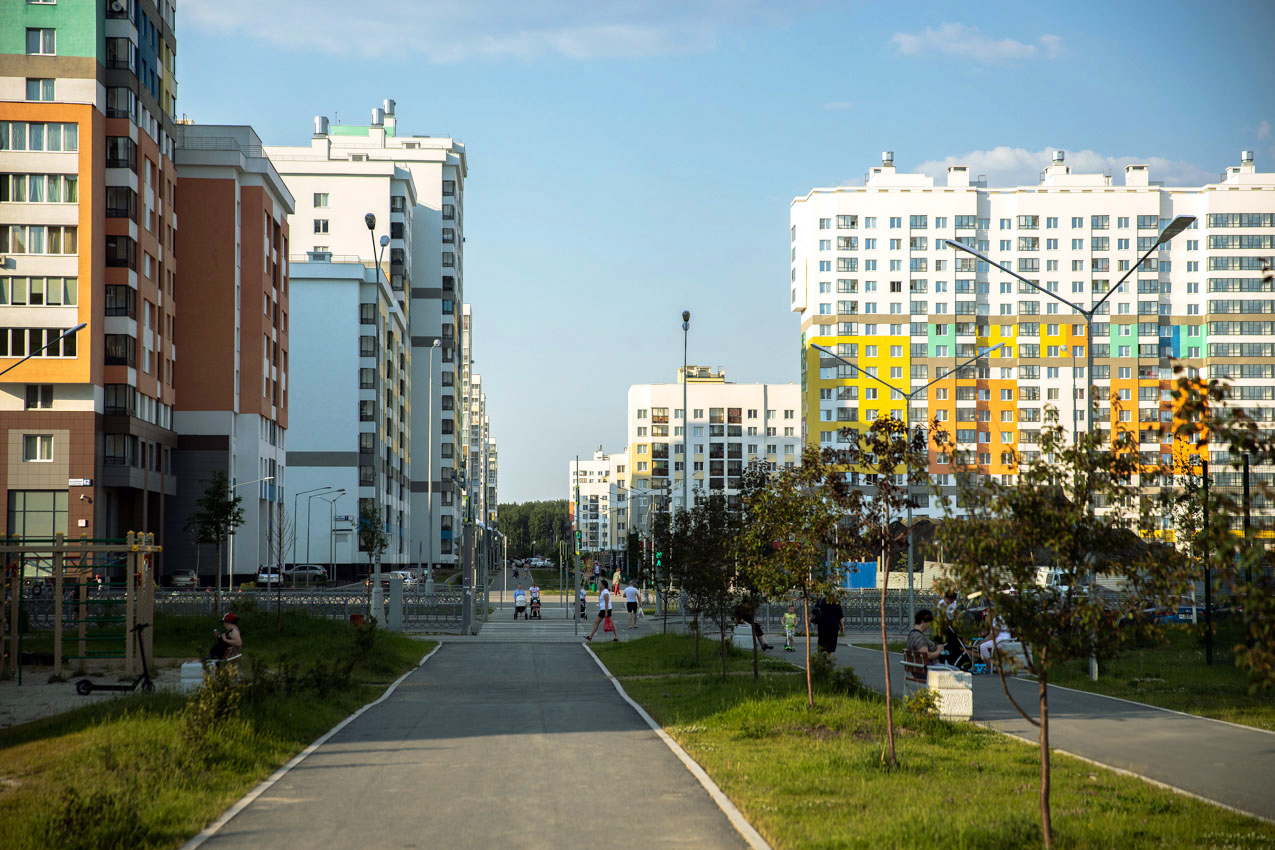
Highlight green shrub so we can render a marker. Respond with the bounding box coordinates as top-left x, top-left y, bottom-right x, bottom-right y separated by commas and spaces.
902, 686, 940, 720
353, 617, 379, 660
809, 650, 835, 684
181, 663, 244, 751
